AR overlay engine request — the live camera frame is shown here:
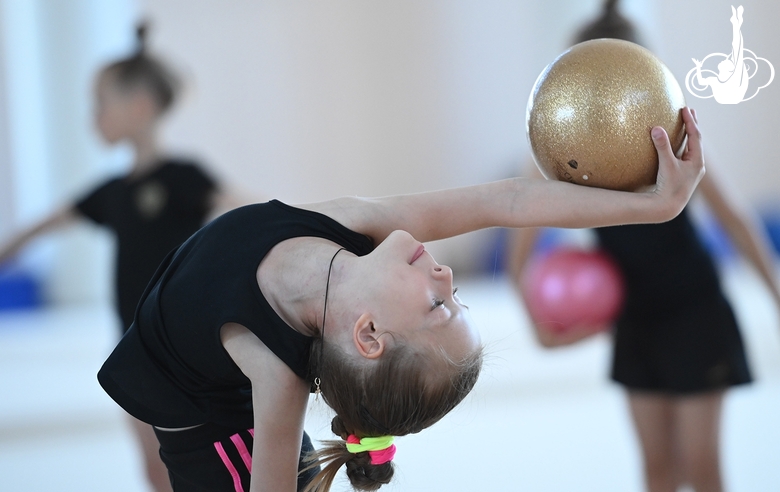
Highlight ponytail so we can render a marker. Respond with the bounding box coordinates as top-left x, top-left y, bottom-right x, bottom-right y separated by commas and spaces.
574, 0, 642, 45
302, 337, 483, 491
301, 417, 393, 492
